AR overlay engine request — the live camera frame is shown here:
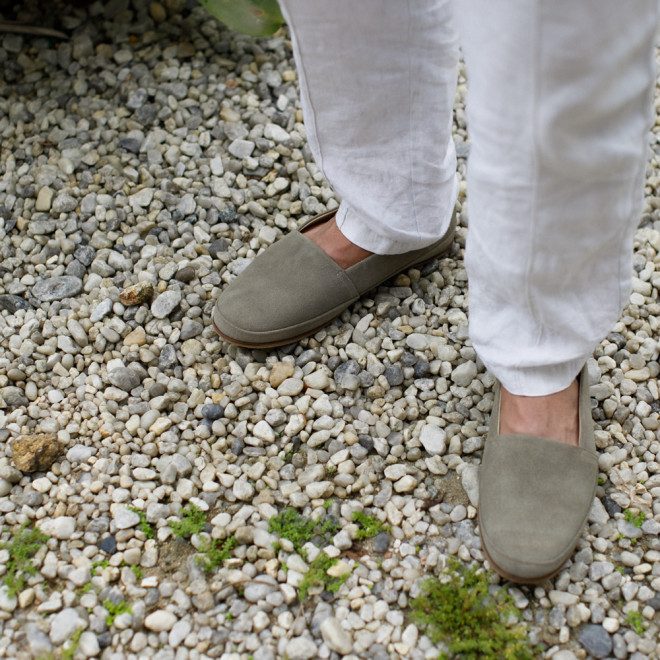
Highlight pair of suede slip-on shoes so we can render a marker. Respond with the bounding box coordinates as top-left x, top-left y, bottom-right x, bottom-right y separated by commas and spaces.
213, 211, 598, 584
